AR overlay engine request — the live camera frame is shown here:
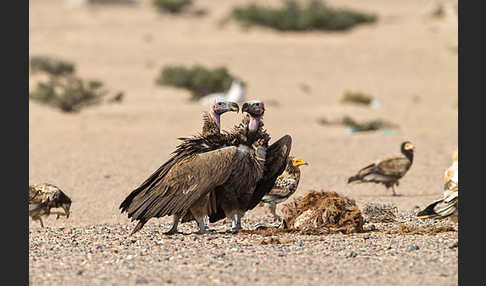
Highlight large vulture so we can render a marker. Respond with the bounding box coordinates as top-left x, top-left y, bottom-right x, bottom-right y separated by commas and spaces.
259, 156, 308, 222
29, 183, 72, 228
417, 149, 458, 221
207, 102, 292, 232
119, 99, 239, 235
347, 141, 414, 196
